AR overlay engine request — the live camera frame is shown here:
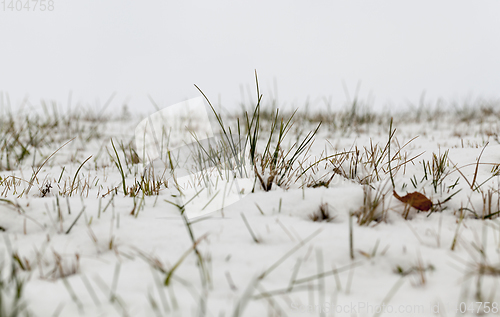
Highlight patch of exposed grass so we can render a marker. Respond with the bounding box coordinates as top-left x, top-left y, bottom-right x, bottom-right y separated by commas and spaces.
309, 203, 334, 222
